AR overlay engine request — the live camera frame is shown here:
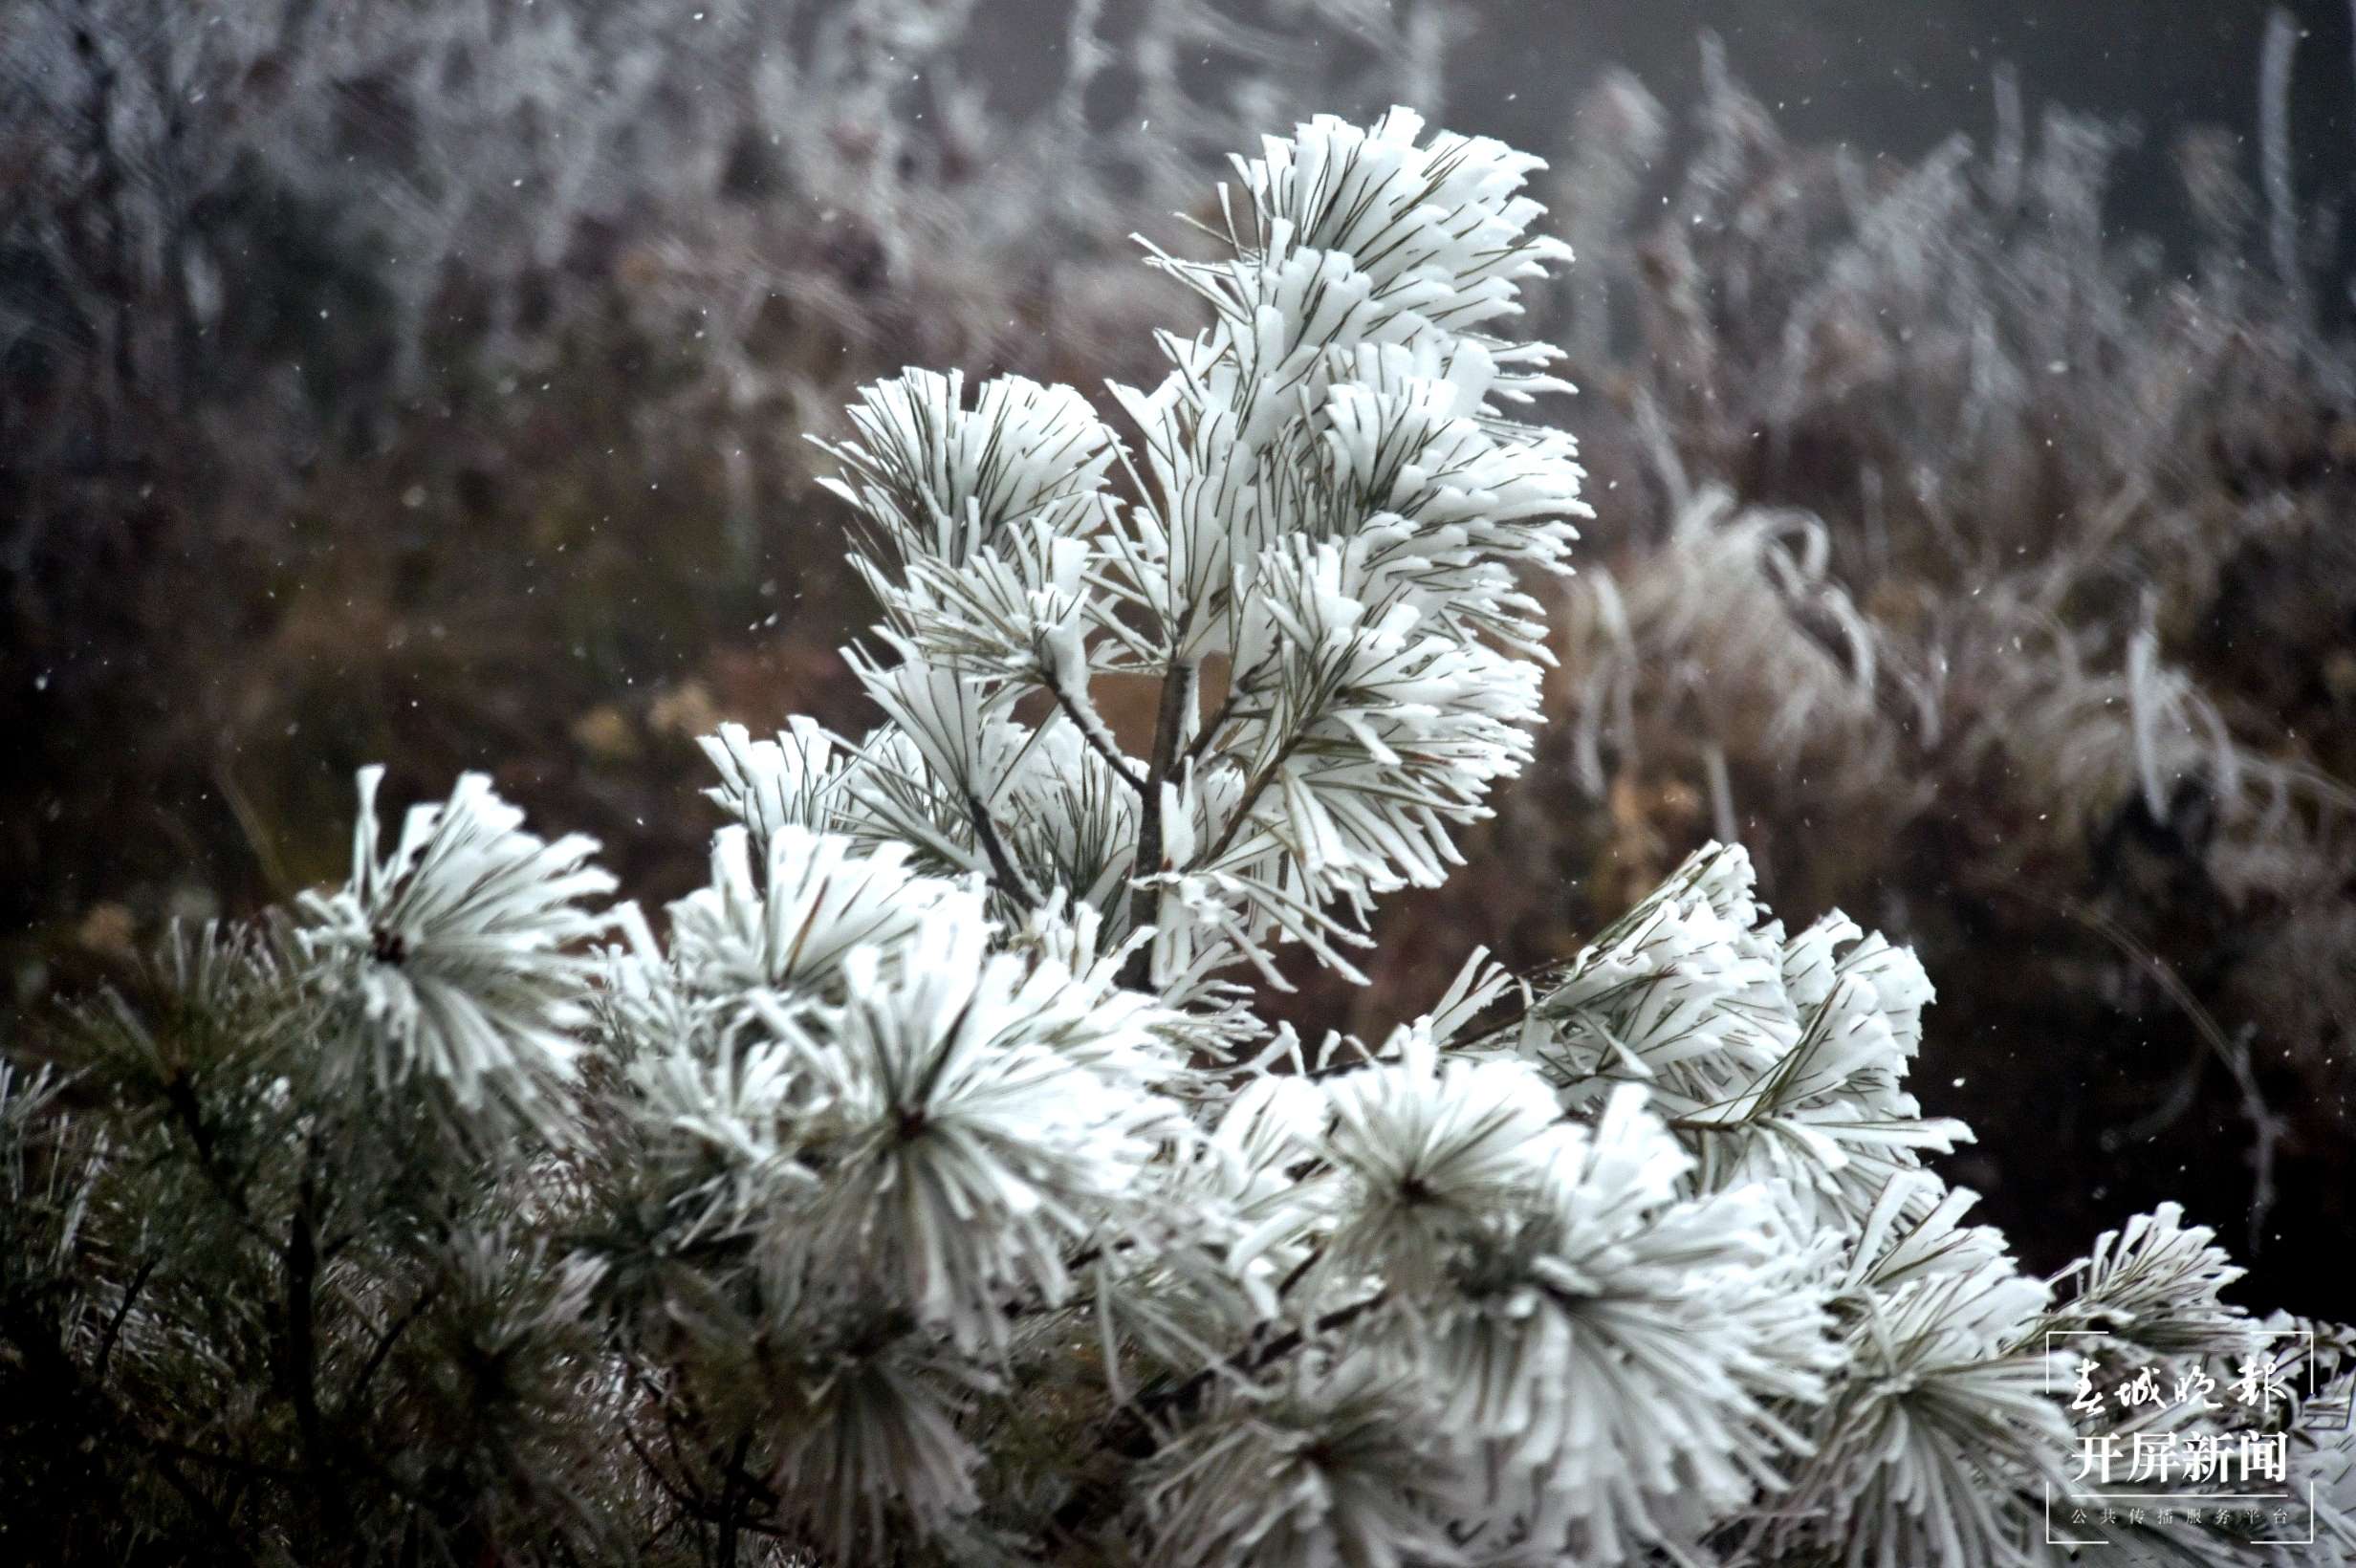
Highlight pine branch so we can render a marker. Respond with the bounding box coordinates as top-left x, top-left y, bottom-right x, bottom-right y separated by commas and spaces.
340, 1279, 442, 1421
968, 793, 1044, 908
713, 1429, 755, 1568
1048, 681, 1148, 795
1050, 1288, 1393, 1540
1118, 657, 1198, 990
278, 1144, 350, 1538
95, 1252, 159, 1385
1198, 729, 1308, 868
